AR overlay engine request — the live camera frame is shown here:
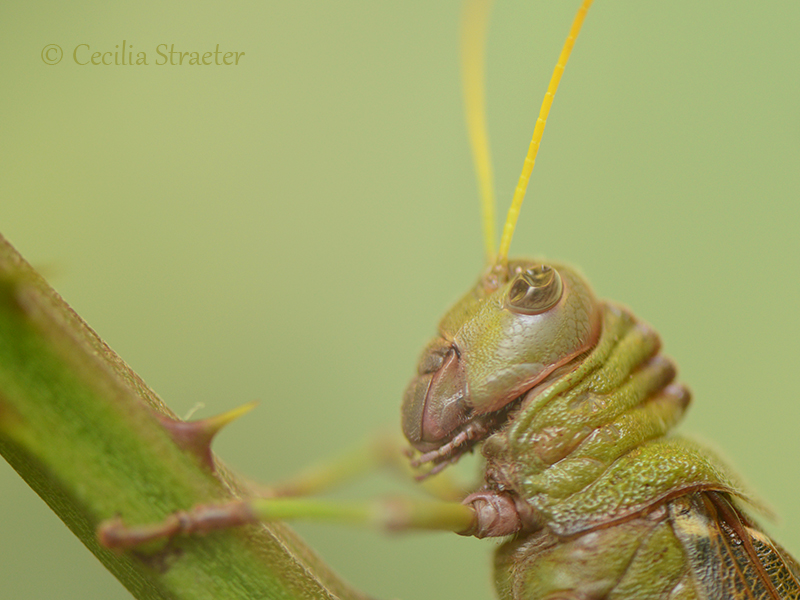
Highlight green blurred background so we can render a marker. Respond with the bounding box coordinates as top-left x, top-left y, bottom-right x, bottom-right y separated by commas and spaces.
1, 1, 799, 598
